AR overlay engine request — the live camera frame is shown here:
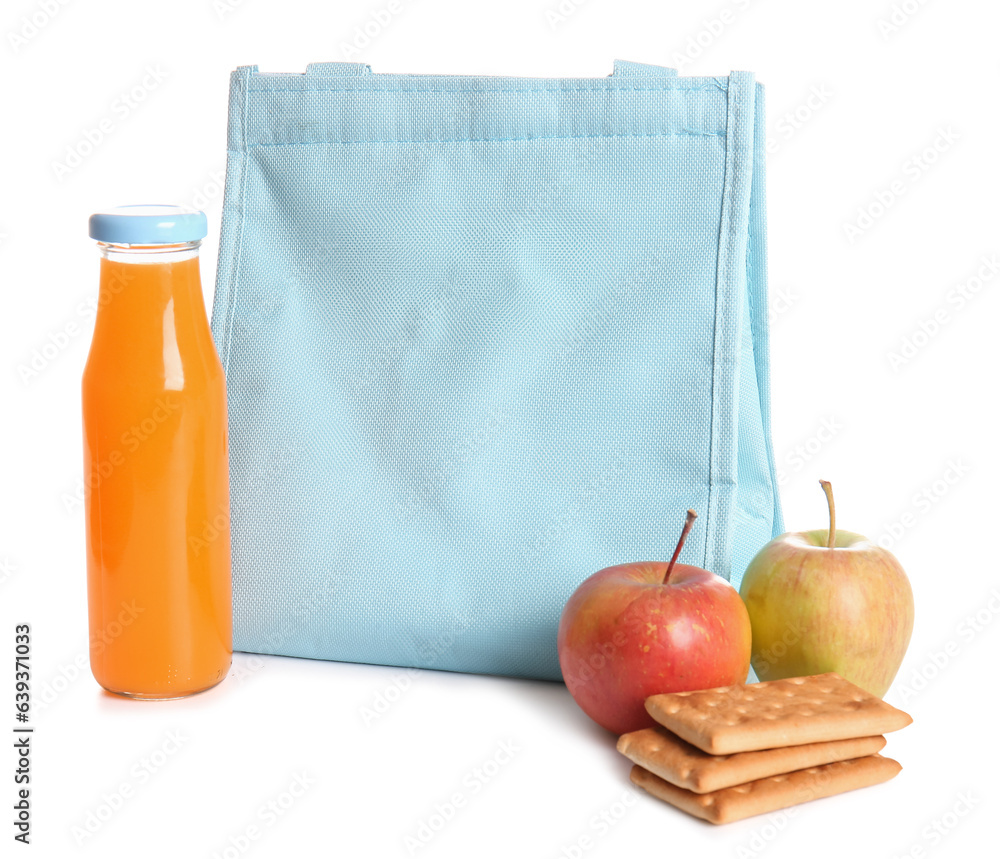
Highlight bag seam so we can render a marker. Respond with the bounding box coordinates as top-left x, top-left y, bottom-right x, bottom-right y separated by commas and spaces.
746, 82, 783, 538
221, 73, 252, 374
704, 74, 747, 578
244, 130, 725, 148
245, 83, 728, 94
